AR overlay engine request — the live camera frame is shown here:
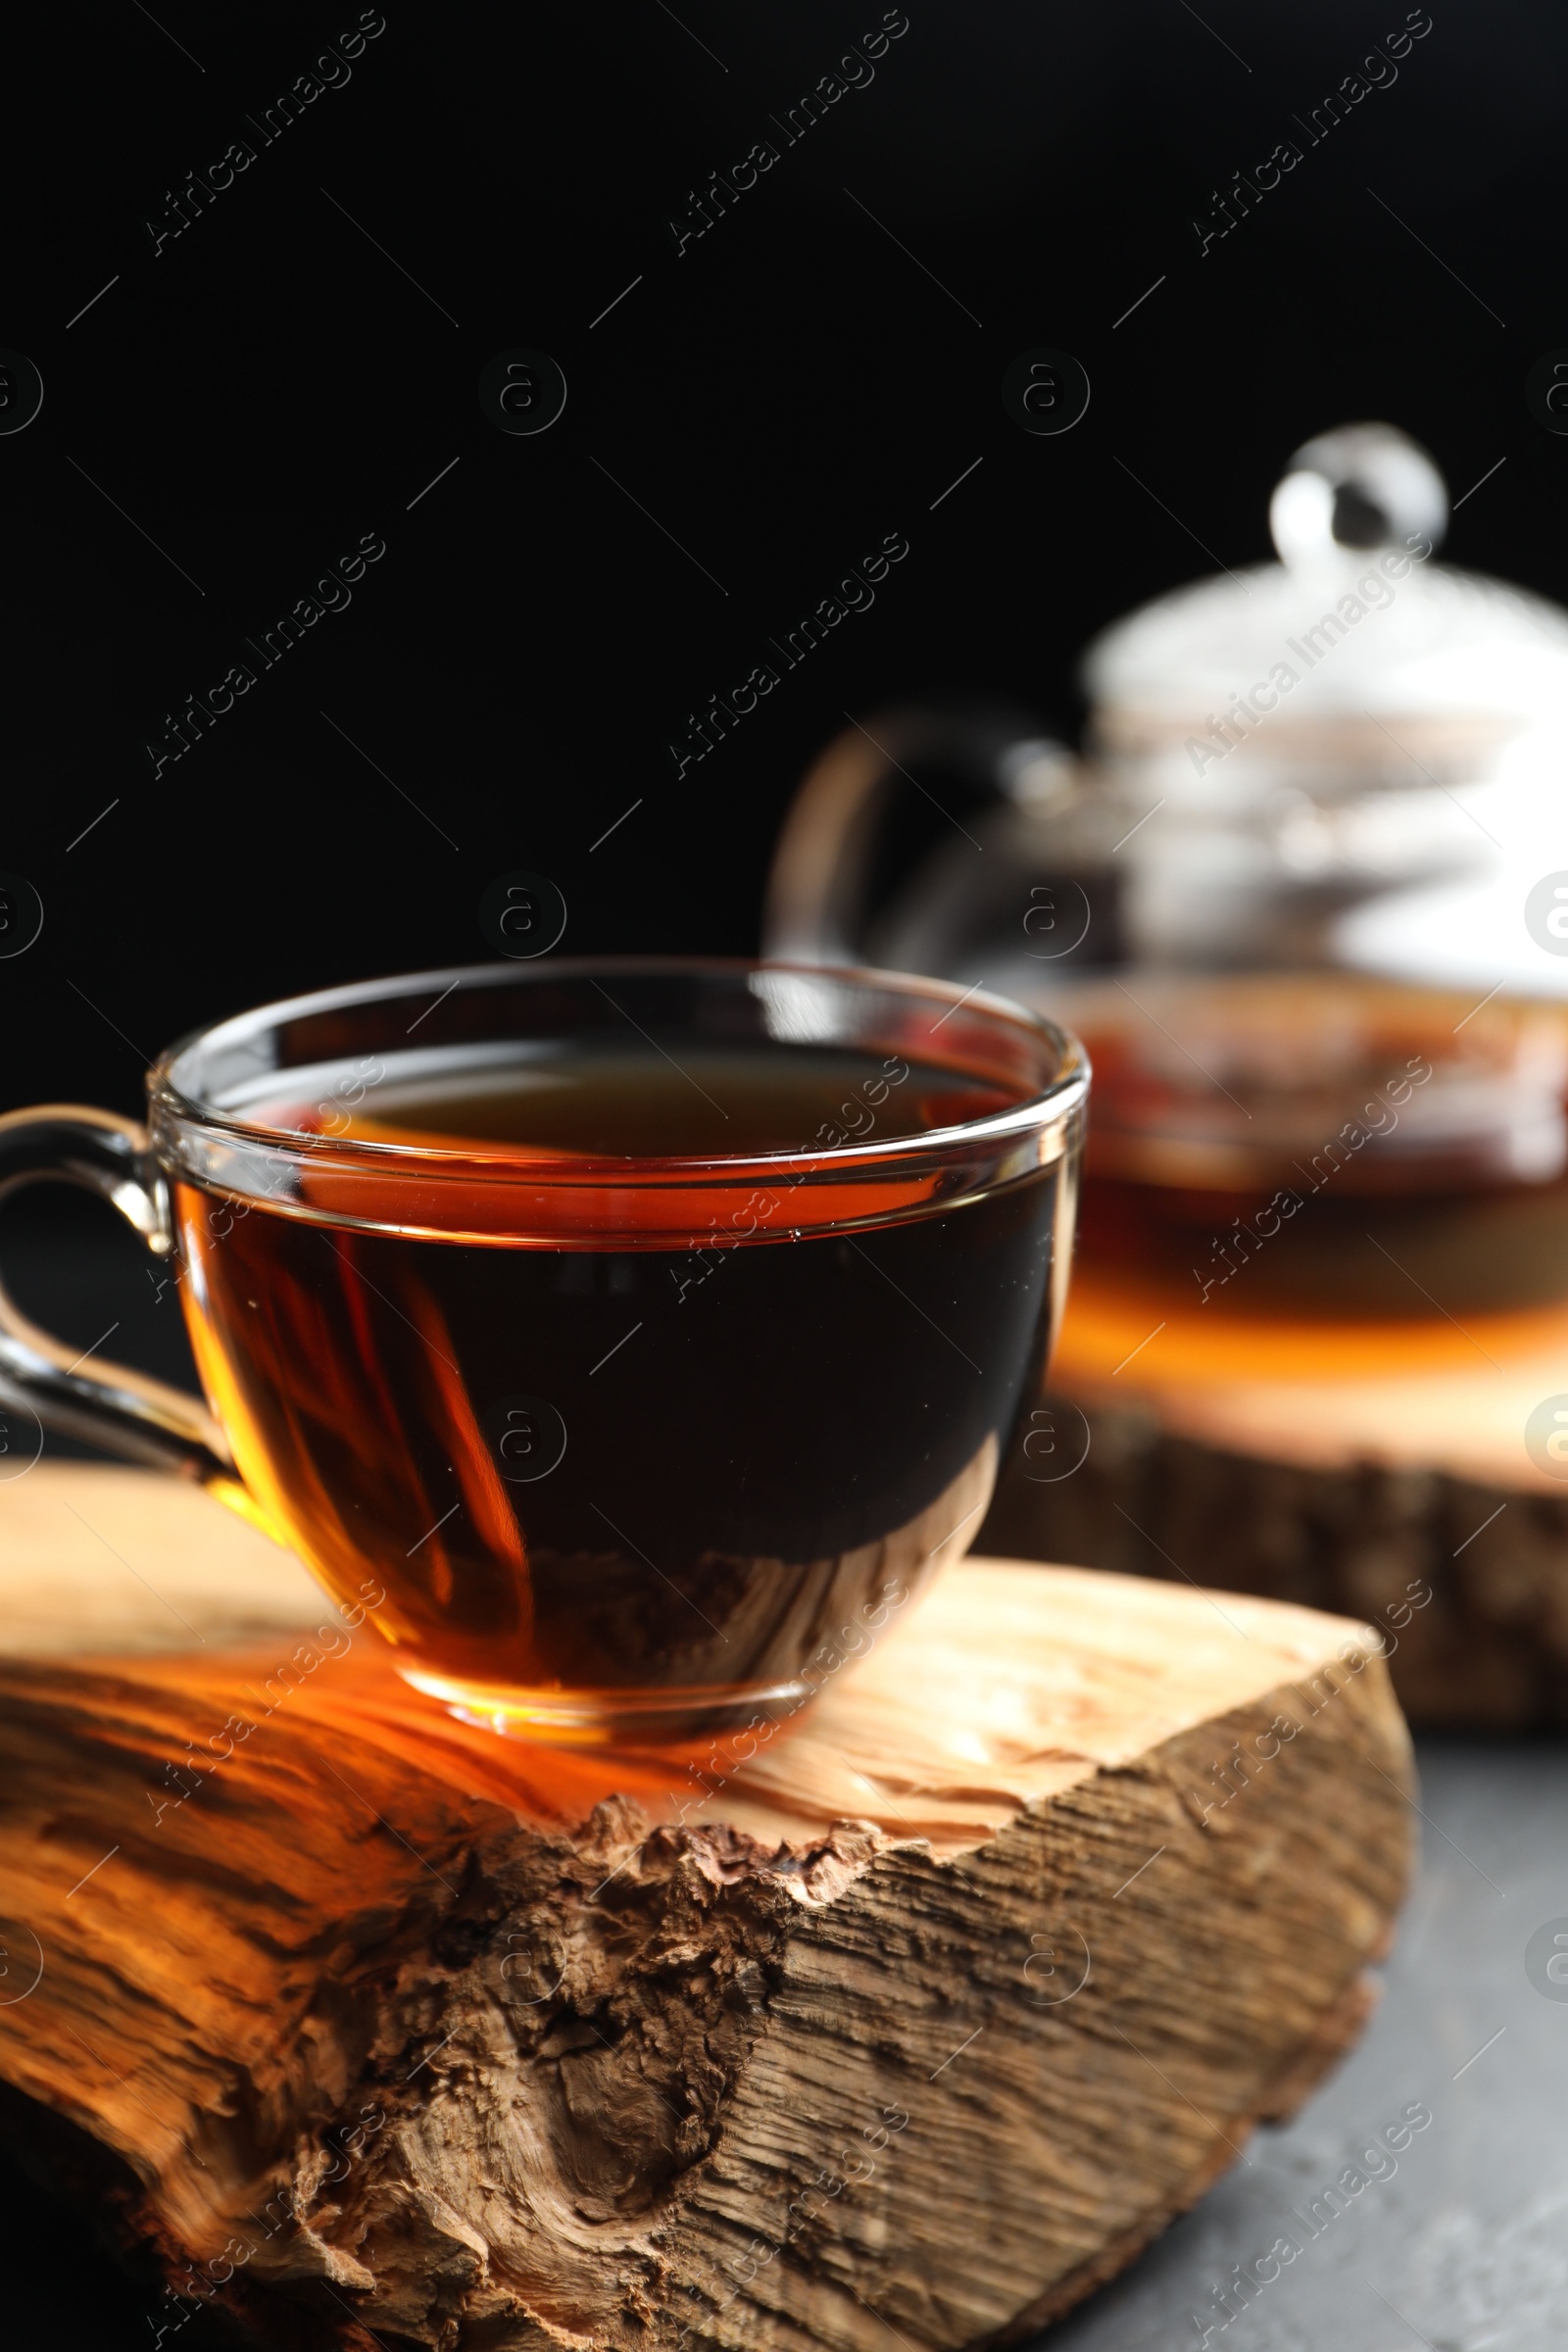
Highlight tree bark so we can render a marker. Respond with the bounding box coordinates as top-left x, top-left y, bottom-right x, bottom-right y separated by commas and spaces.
0, 1466, 1413, 2351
